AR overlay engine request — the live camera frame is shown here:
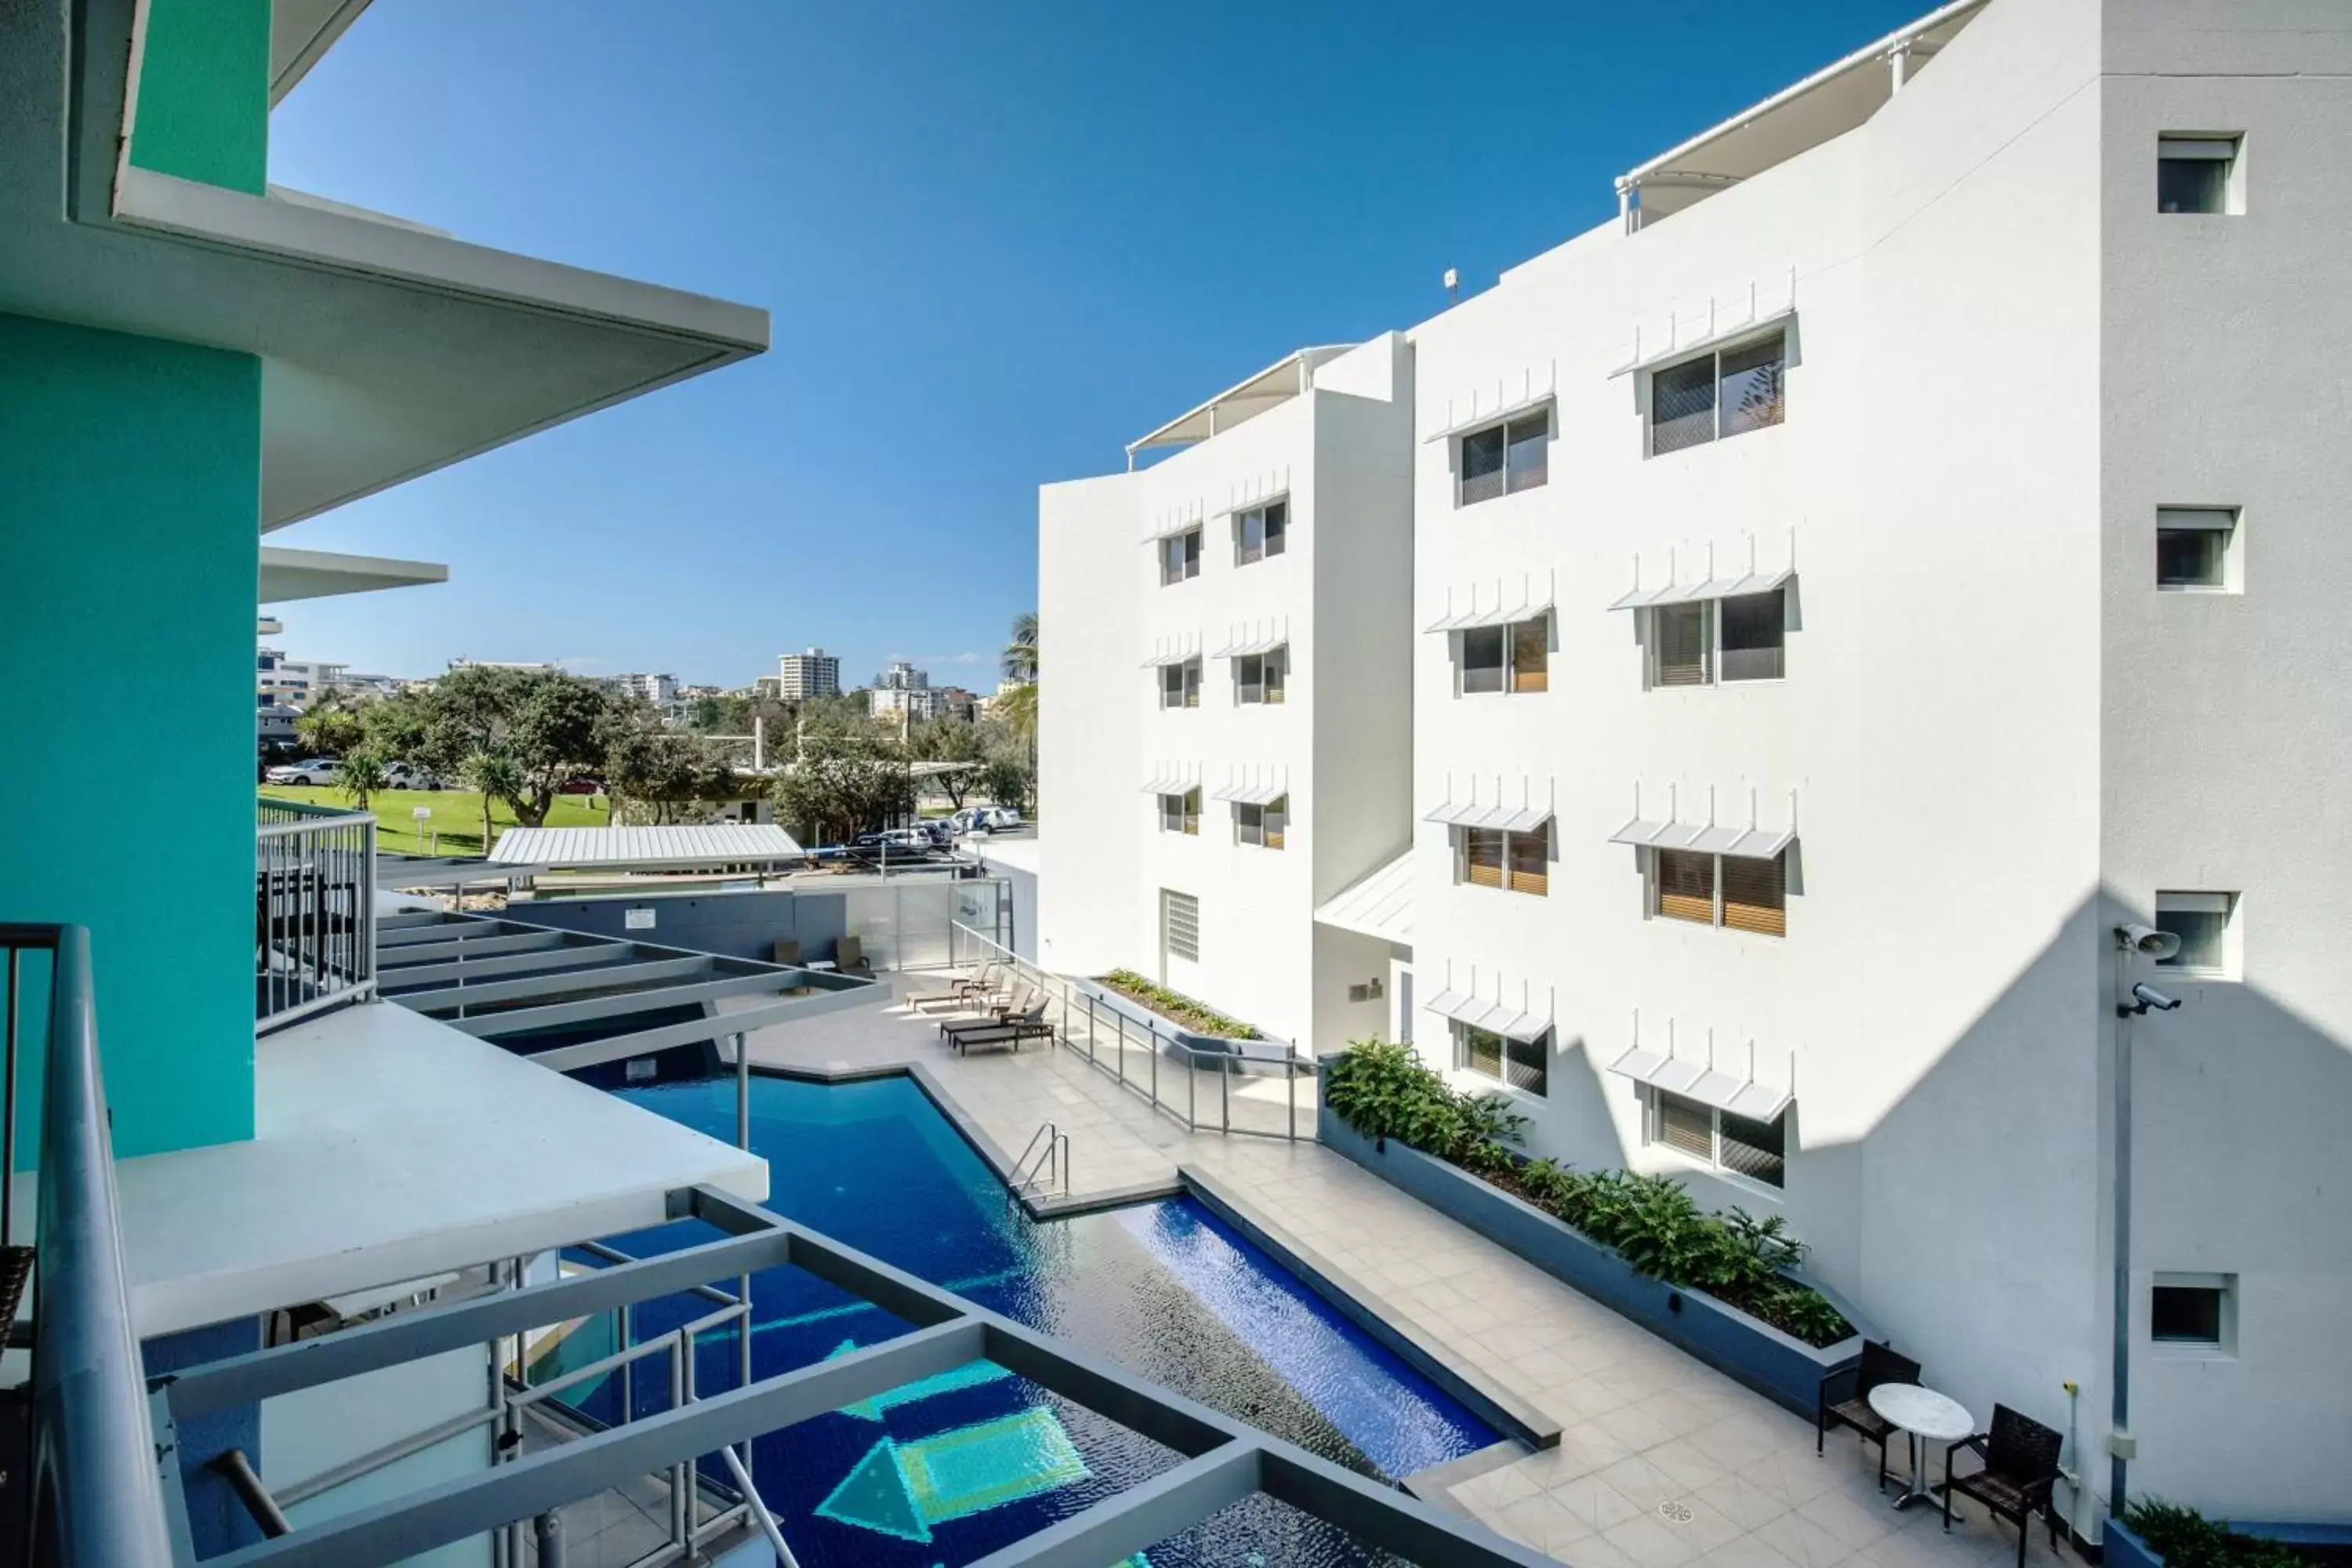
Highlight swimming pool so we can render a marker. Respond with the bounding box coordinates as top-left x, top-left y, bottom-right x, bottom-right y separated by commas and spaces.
549, 1072, 1498, 1566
